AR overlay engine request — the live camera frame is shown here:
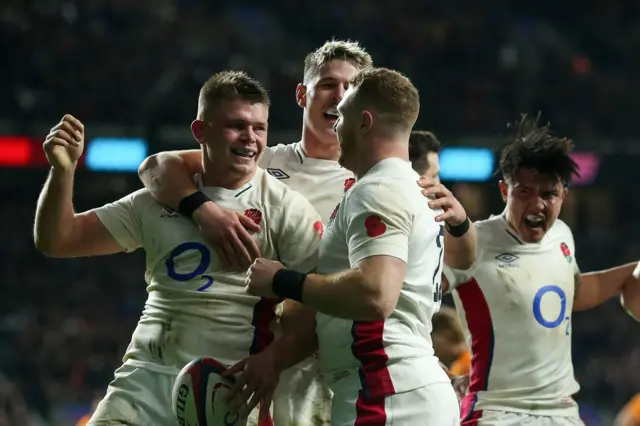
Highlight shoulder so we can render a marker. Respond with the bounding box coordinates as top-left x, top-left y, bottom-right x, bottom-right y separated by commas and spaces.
474, 215, 509, 243
257, 169, 312, 209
